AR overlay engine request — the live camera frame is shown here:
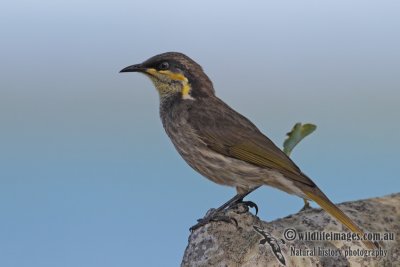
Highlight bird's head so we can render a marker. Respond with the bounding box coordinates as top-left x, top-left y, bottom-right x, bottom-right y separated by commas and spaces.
120, 52, 214, 100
